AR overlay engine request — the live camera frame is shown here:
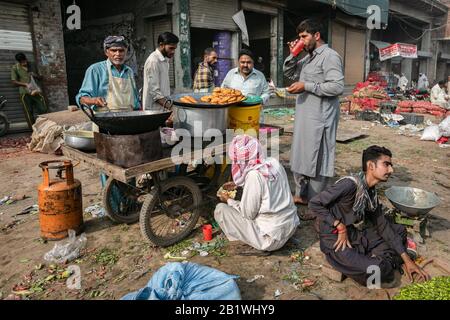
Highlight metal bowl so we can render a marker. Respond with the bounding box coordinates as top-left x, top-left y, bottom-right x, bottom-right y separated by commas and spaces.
385, 186, 441, 218
64, 131, 96, 152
